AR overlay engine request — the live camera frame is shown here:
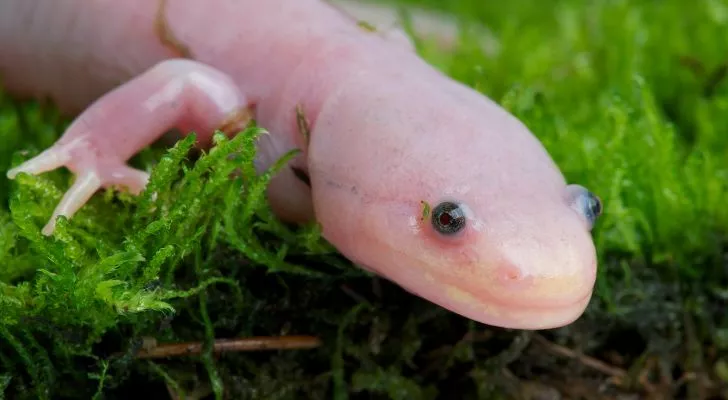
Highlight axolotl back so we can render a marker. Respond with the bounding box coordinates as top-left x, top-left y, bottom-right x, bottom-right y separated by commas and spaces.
0, 0, 602, 330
